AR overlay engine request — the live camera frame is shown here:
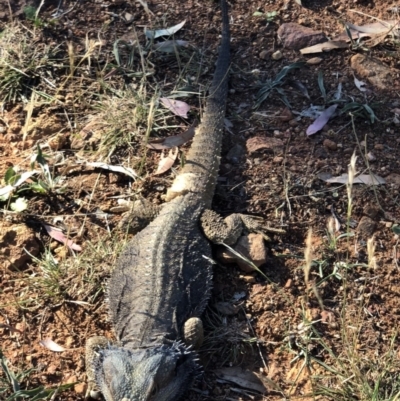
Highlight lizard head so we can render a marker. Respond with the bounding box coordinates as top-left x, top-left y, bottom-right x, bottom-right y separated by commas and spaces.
93, 342, 200, 401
